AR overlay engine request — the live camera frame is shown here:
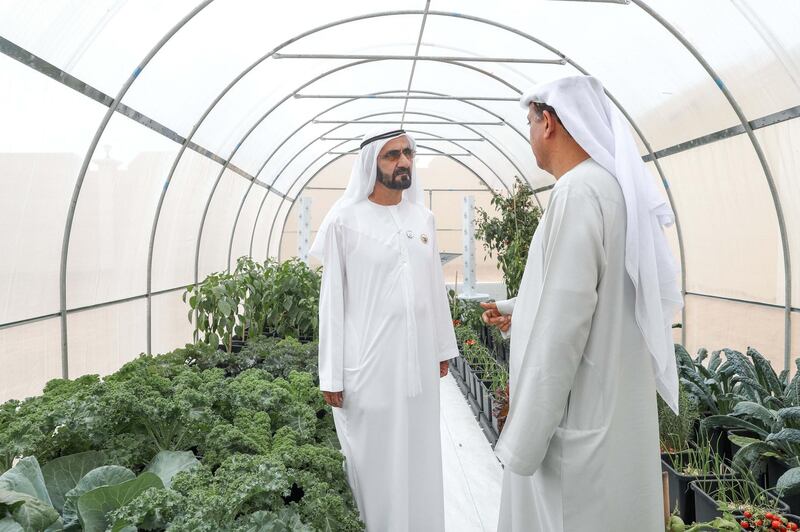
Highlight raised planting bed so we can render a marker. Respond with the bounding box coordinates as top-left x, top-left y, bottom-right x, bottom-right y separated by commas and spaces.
450, 356, 499, 445
662, 451, 734, 523
690, 478, 789, 523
